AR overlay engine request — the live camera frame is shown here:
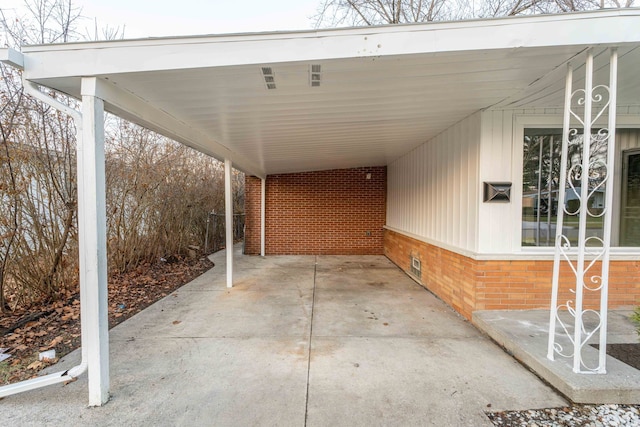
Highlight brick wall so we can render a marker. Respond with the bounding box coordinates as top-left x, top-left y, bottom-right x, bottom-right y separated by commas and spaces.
384, 229, 478, 318
384, 229, 640, 320
245, 167, 386, 255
